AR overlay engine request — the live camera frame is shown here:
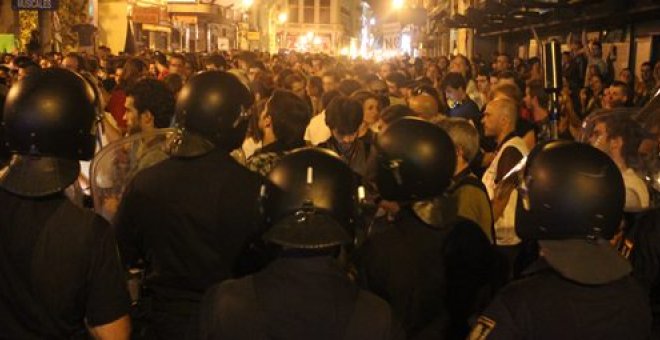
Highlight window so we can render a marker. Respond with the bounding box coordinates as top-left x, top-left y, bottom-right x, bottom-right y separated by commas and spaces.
319, 0, 330, 24
289, 0, 299, 23
304, 0, 315, 23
